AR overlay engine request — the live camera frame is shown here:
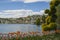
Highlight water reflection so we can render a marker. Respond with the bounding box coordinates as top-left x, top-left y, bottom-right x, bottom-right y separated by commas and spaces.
0, 24, 42, 33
